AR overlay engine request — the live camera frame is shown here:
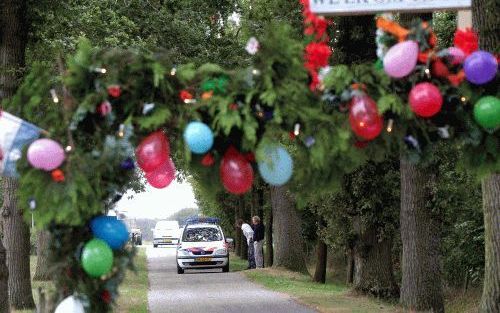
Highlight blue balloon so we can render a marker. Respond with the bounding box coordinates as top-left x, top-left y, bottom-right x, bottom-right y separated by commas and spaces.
258, 146, 293, 186
183, 121, 214, 154
90, 216, 129, 250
